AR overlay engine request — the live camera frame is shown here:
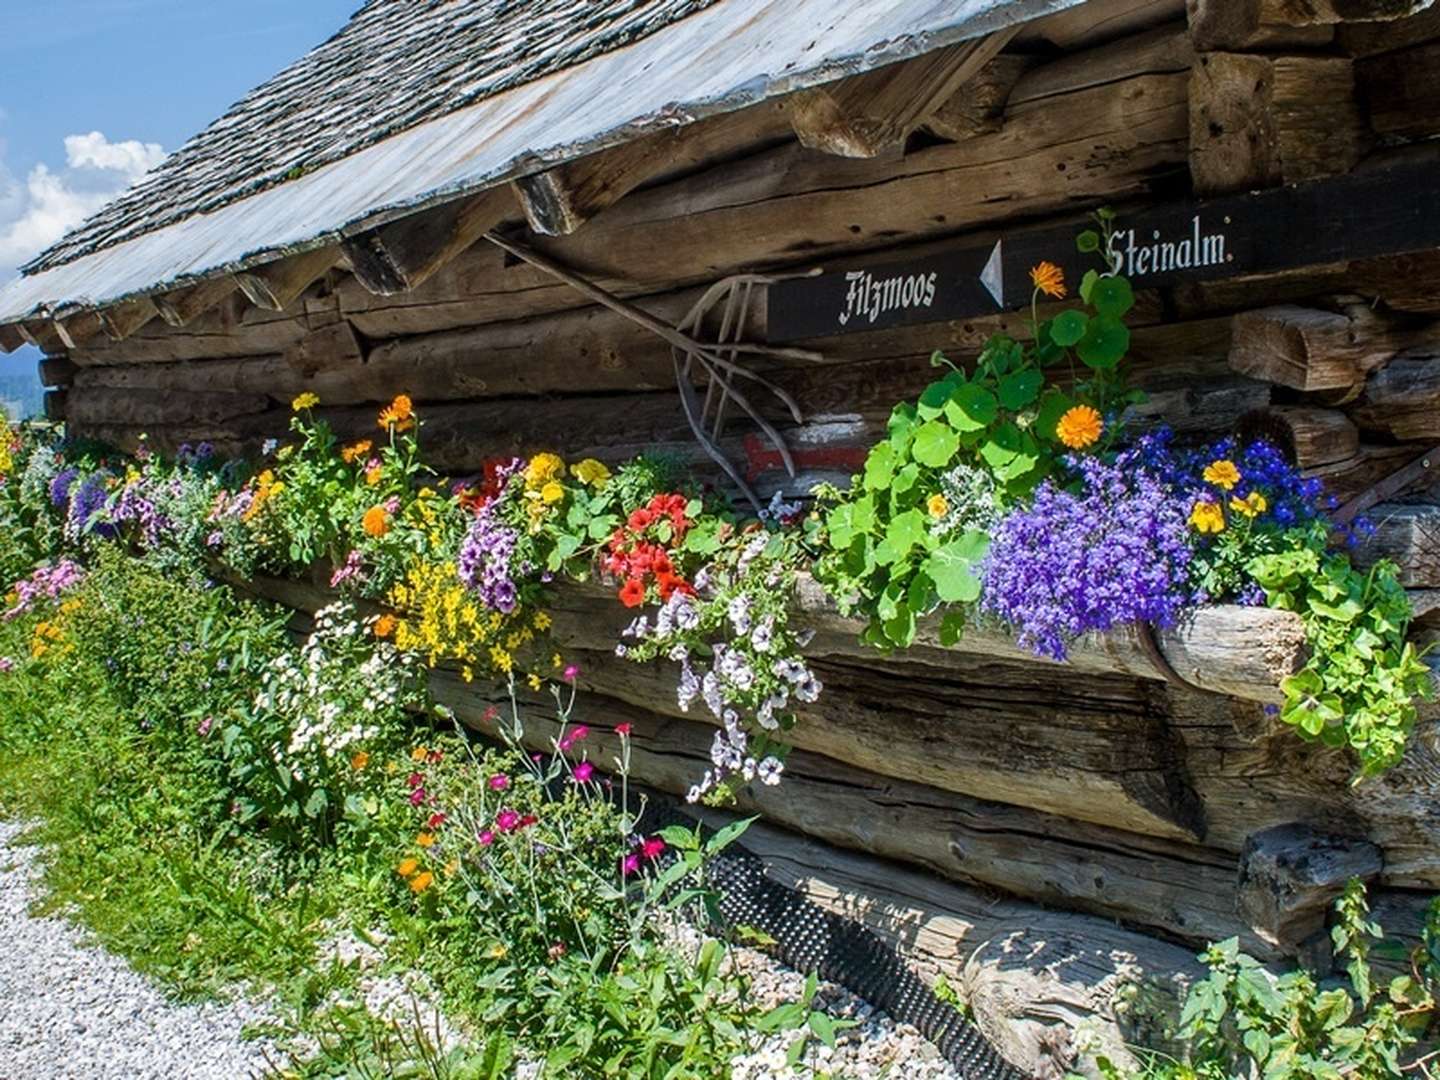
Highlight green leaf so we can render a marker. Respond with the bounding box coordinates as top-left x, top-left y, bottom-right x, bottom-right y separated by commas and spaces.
924, 530, 989, 604
1079, 268, 1100, 305
939, 609, 968, 647
1033, 389, 1074, 442
1050, 309, 1088, 348
1089, 275, 1135, 318
1076, 229, 1101, 254
997, 368, 1043, 410
1076, 314, 1130, 370
808, 1011, 839, 1048
875, 510, 927, 565
863, 442, 897, 490
944, 384, 998, 432
911, 421, 960, 469
980, 422, 1023, 469
917, 376, 960, 420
